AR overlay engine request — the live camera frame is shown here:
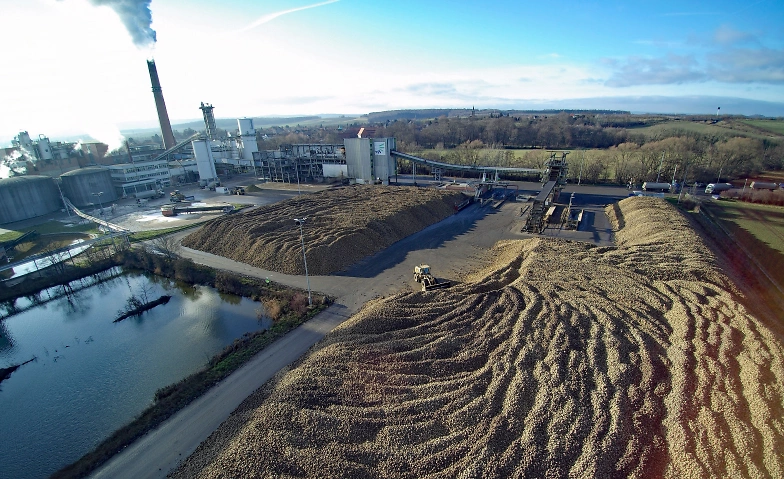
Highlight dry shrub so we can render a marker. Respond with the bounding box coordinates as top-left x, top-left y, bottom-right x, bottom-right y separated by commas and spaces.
261, 298, 283, 321
289, 292, 308, 315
